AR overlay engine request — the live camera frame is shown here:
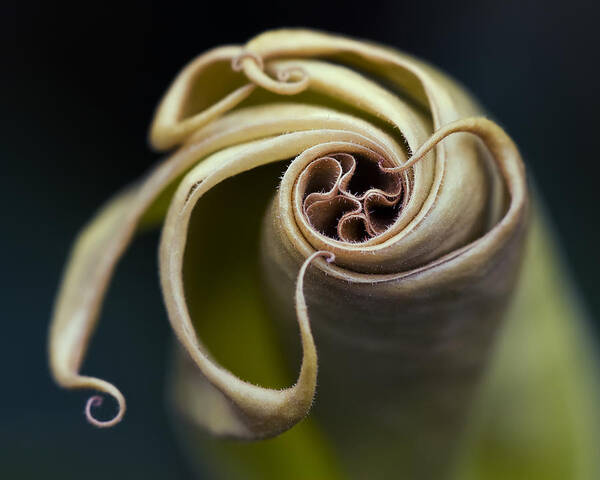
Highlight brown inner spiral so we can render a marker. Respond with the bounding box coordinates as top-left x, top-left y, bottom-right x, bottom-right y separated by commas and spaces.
298, 153, 404, 243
